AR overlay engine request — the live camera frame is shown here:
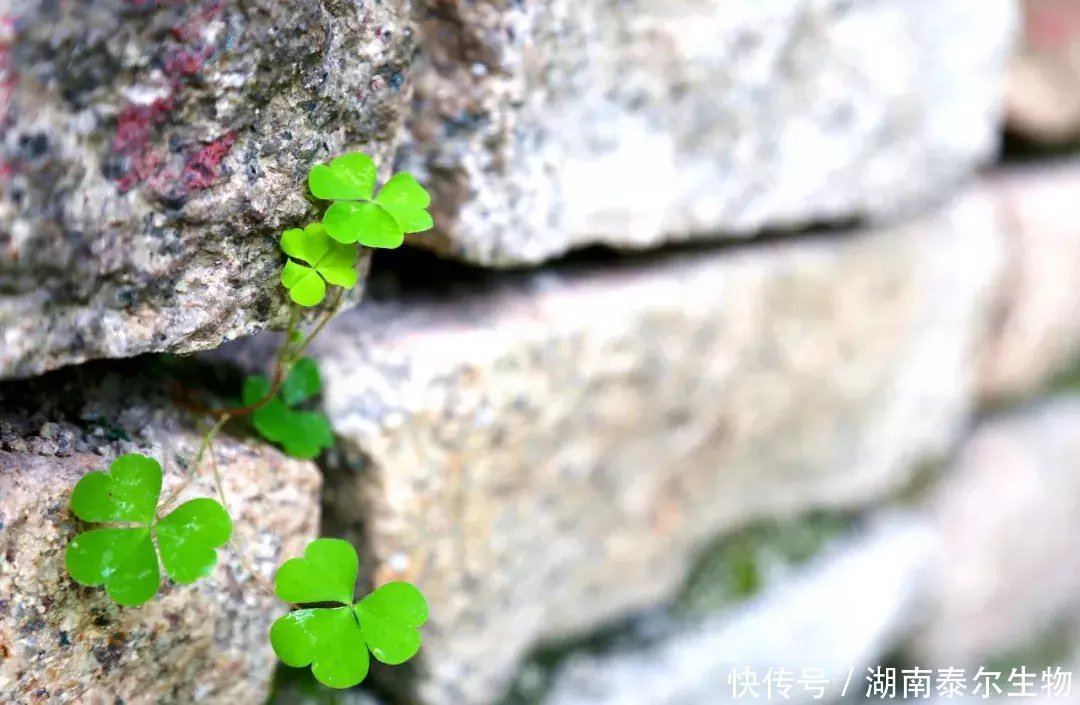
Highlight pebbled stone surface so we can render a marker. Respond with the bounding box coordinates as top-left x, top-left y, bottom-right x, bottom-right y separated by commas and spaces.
0, 0, 408, 379
400, 0, 1016, 265
0, 363, 322, 704
305, 190, 1004, 704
